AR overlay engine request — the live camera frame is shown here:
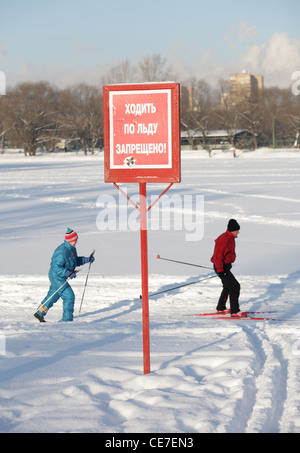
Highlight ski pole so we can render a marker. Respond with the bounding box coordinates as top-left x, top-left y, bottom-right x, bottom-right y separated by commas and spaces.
157, 254, 213, 271
140, 274, 218, 299
78, 250, 95, 318
35, 270, 80, 314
